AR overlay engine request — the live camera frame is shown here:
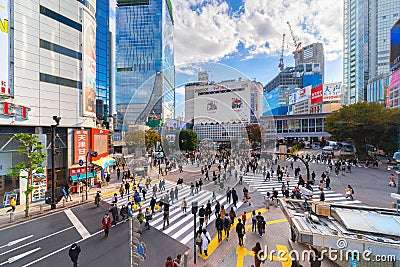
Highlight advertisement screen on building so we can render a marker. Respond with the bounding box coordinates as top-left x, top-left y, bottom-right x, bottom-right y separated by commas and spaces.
311, 85, 323, 104
91, 128, 109, 160
323, 83, 342, 101
194, 86, 251, 123
82, 11, 96, 117
390, 18, 400, 69
0, 0, 11, 97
